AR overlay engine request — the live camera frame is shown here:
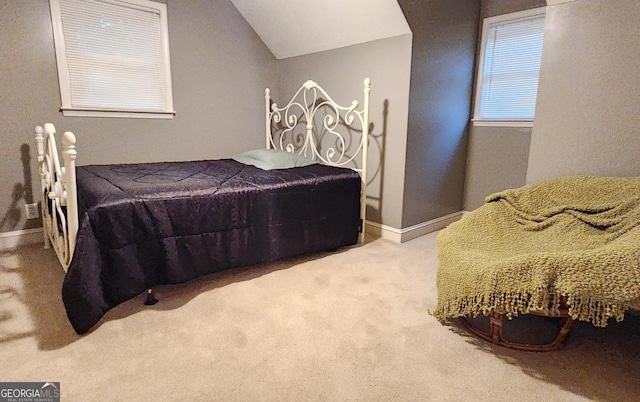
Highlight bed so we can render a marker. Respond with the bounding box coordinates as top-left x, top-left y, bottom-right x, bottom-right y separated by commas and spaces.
36, 78, 371, 334
434, 175, 640, 350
